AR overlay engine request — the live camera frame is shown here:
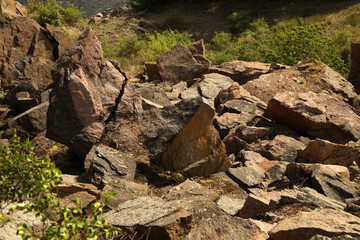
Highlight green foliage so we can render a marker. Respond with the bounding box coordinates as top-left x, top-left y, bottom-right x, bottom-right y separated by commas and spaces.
0, 132, 62, 209
141, 30, 193, 61
26, 0, 83, 27
15, 191, 120, 240
228, 10, 253, 34
207, 18, 348, 75
103, 30, 193, 70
